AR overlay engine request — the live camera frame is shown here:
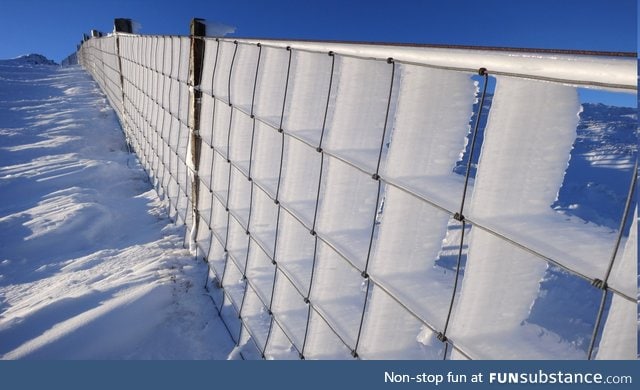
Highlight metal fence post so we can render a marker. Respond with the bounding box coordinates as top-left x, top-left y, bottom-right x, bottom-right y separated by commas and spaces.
114, 18, 133, 34
113, 18, 132, 149
188, 18, 206, 247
